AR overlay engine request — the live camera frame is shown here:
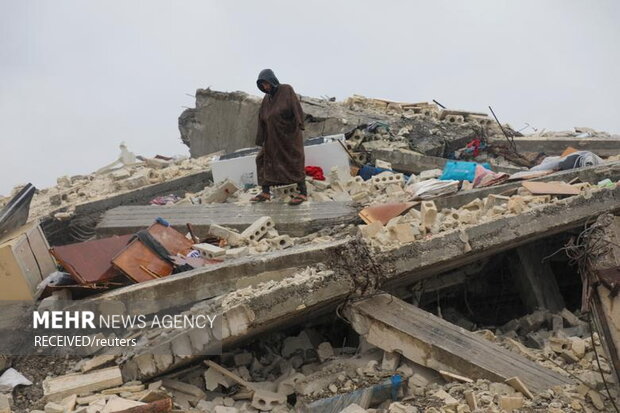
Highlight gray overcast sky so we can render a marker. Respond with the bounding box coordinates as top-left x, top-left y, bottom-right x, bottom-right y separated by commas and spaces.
1, 0, 619, 195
